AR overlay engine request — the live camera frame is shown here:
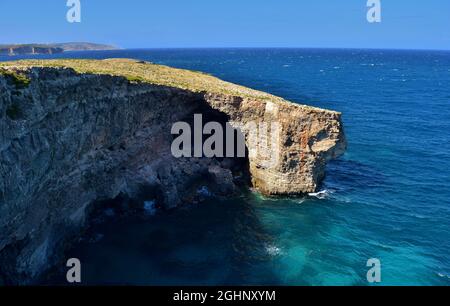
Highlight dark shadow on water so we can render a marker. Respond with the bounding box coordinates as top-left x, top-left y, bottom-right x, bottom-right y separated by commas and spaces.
40, 192, 282, 285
